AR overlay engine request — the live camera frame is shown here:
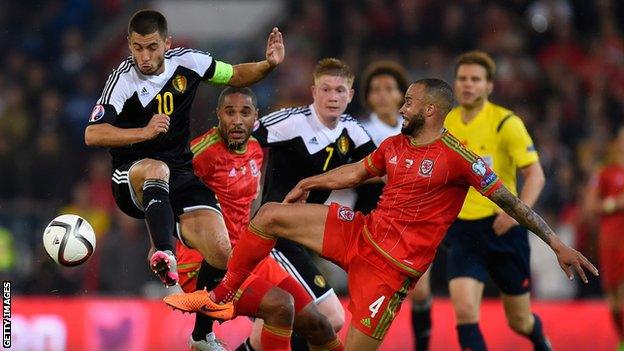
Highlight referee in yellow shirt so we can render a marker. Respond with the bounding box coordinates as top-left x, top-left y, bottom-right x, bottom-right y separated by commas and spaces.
444, 51, 550, 351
